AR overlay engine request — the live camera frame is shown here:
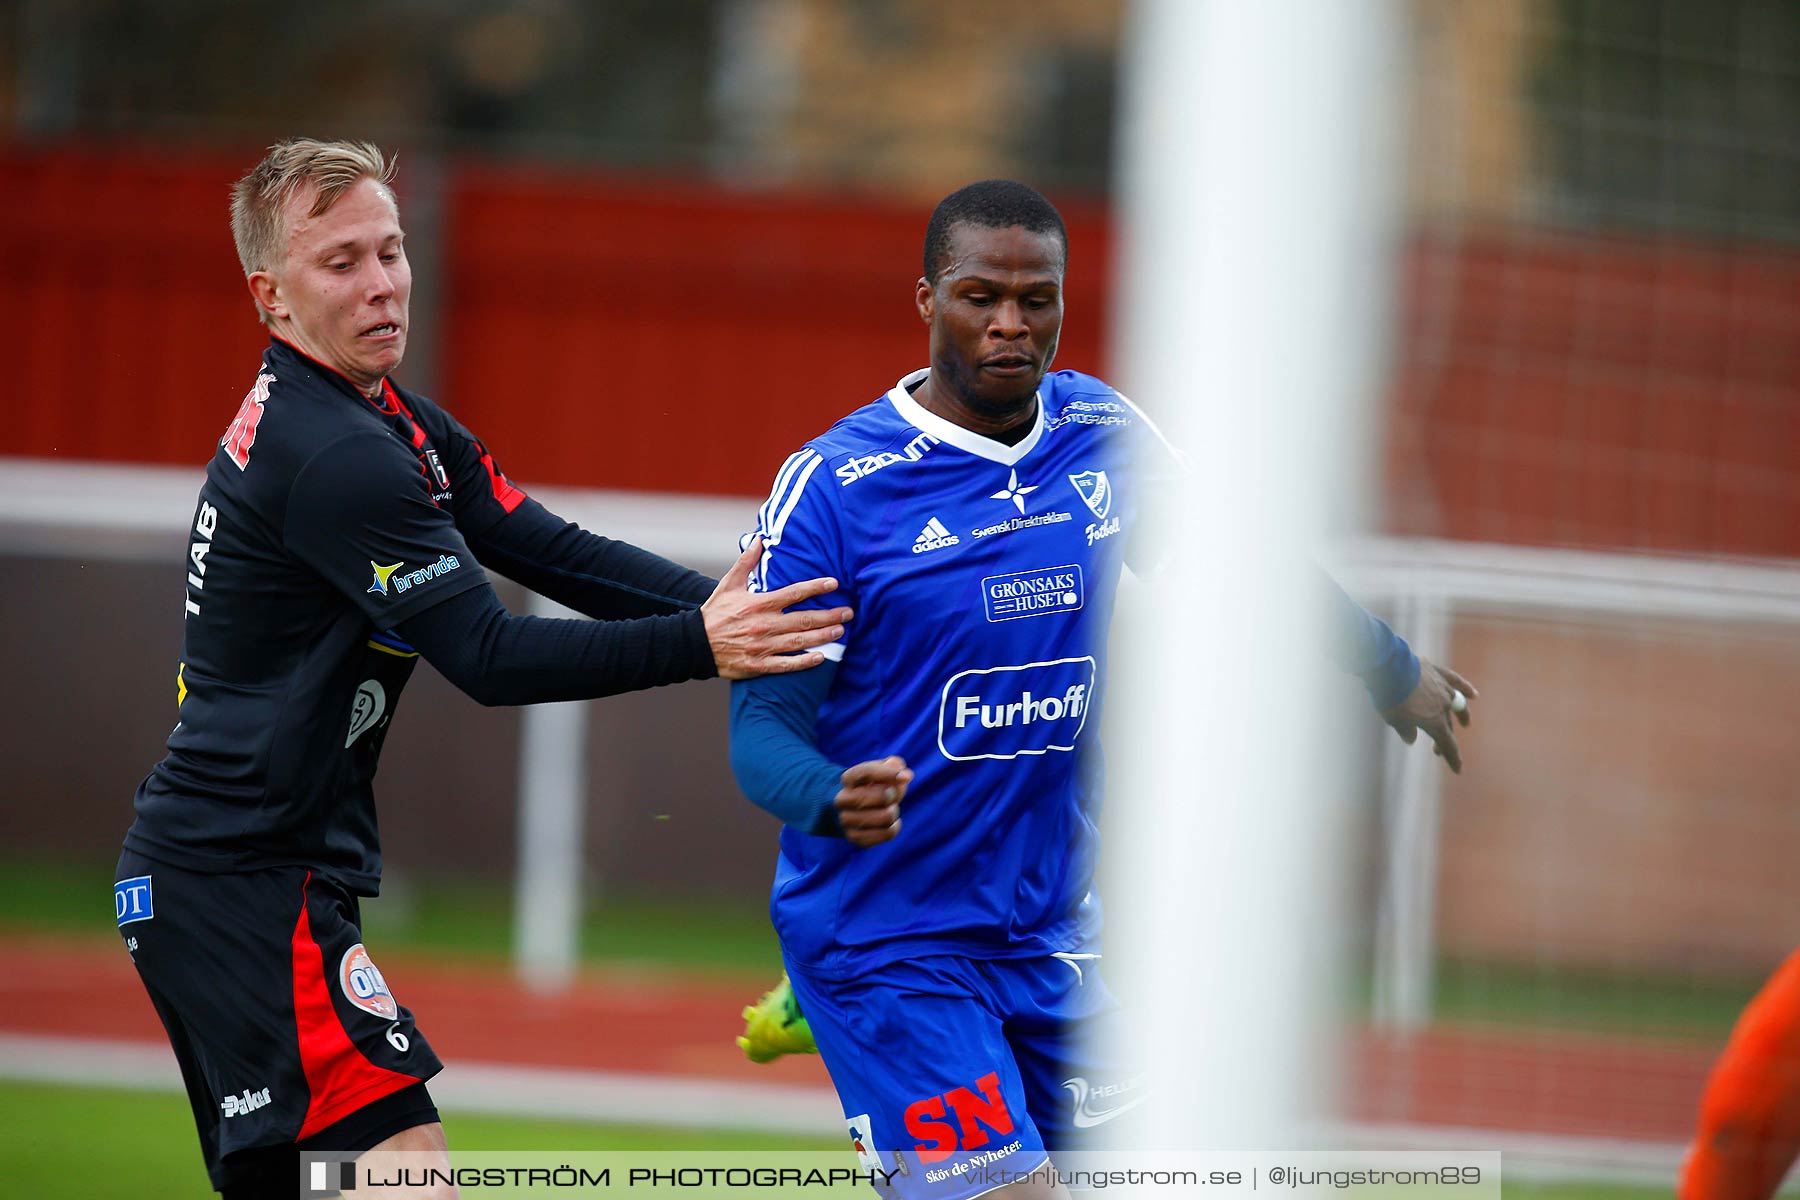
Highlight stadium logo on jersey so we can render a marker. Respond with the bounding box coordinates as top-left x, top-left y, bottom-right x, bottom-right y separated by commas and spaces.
912, 517, 961, 554
114, 875, 154, 927
346, 680, 387, 747
366, 555, 461, 597
983, 565, 1084, 622
938, 657, 1096, 762
221, 370, 275, 470
221, 1087, 272, 1119
837, 432, 939, 486
988, 469, 1039, 514
338, 943, 399, 1020
1061, 1074, 1148, 1129
1067, 470, 1113, 520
